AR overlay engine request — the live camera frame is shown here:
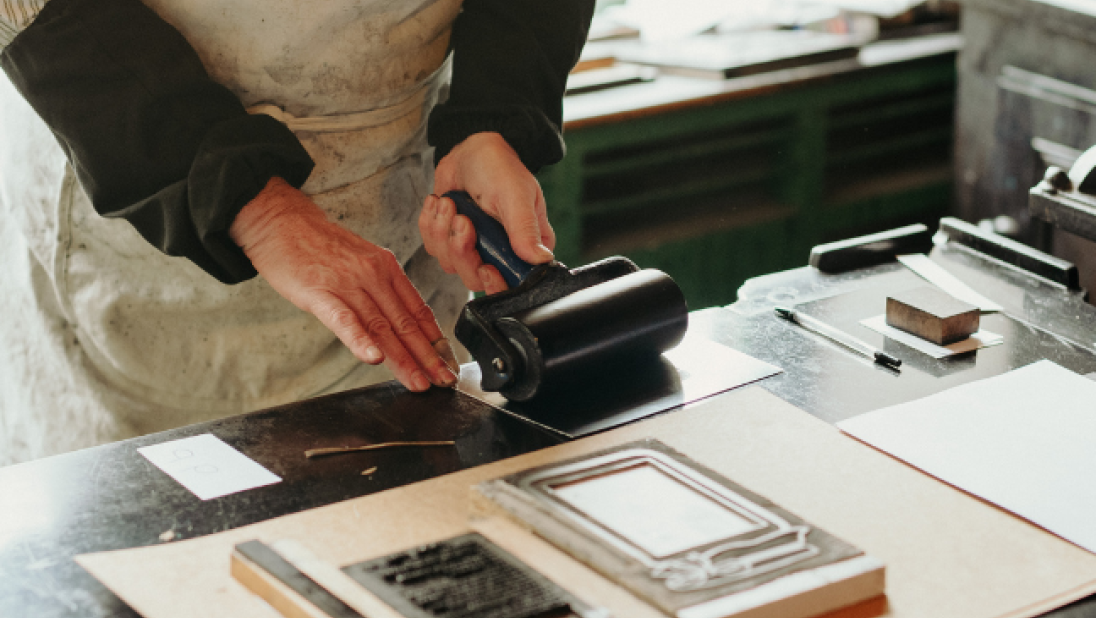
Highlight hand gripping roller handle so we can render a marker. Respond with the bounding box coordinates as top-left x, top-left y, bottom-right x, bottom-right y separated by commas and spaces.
445, 191, 689, 402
